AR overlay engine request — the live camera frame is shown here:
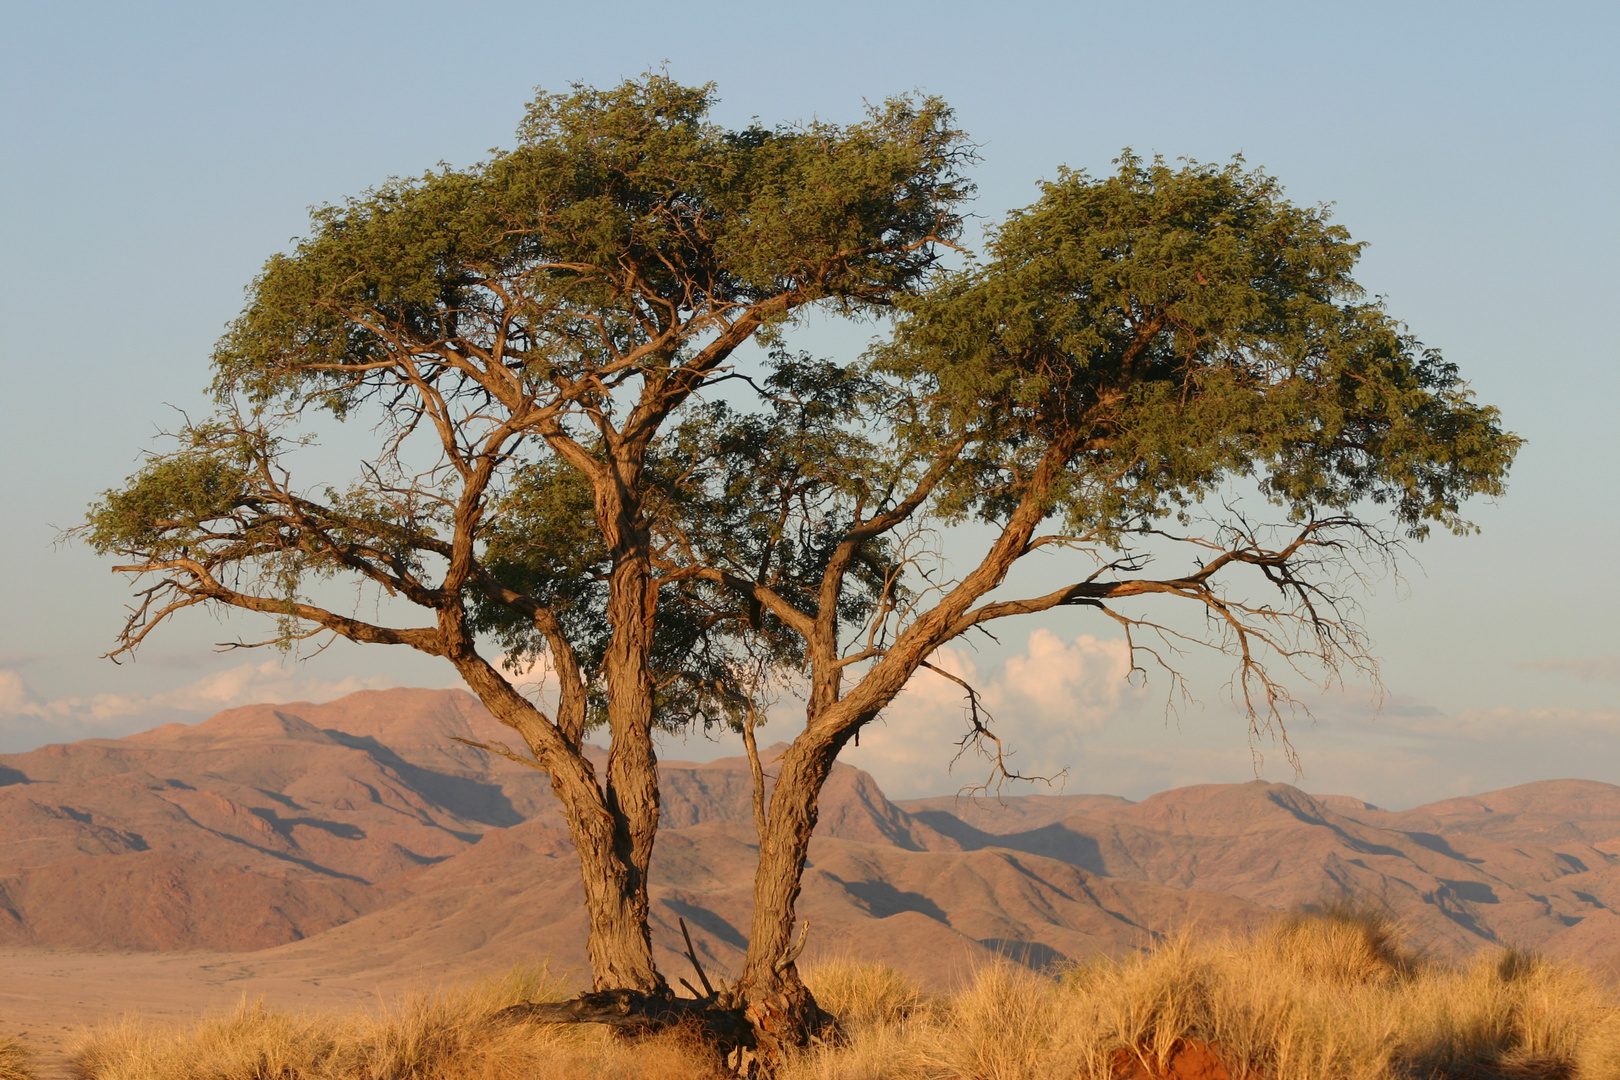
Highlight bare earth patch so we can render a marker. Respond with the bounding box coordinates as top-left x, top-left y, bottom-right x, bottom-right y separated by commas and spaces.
0, 948, 413, 1078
